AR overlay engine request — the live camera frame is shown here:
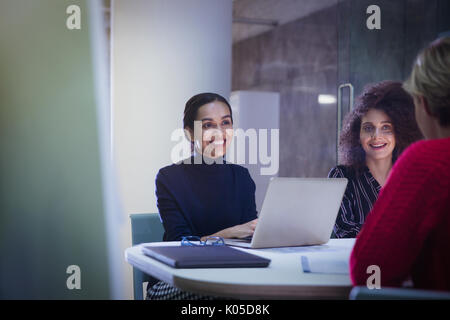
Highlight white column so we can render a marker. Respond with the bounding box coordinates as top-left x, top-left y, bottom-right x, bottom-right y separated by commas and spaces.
112, 0, 232, 298
229, 91, 280, 214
